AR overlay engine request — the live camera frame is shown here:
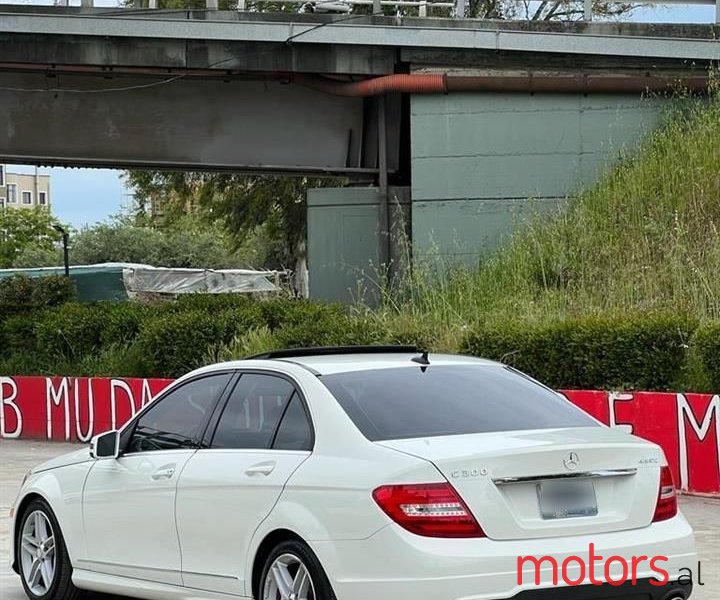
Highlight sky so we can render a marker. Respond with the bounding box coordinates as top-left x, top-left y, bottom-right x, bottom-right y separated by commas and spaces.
6, 165, 127, 229
4, 2, 715, 228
